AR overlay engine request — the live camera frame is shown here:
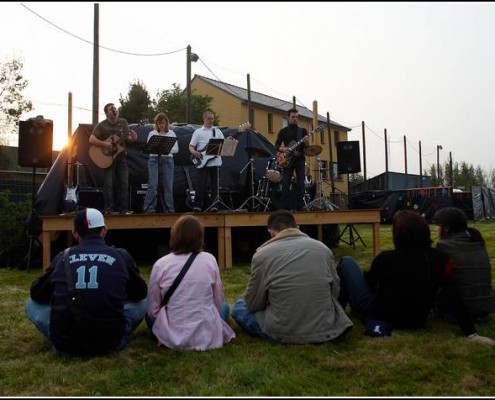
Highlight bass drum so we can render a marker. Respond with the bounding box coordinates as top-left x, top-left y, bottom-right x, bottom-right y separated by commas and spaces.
265, 159, 282, 183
